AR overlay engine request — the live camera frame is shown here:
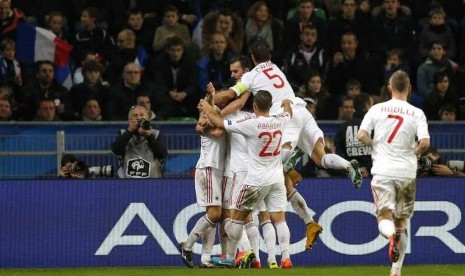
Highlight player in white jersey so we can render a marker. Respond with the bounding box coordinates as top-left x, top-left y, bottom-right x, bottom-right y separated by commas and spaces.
179, 93, 226, 268
220, 56, 278, 268
214, 40, 362, 250
357, 70, 430, 276
199, 90, 294, 269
